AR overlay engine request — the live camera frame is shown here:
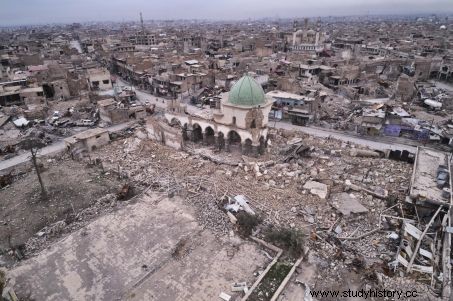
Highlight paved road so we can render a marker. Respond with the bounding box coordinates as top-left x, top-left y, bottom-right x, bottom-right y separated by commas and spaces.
116, 78, 424, 153
0, 141, 66, 172
272, 121, 419, 153
116, 78, 168, 109
116, 78, 206, 117
0, 122, 134, 172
